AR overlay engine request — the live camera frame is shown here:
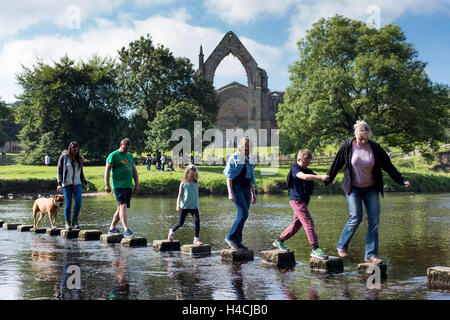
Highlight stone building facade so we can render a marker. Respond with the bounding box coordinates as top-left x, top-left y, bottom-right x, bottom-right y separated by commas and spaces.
195, 31, 283, 146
